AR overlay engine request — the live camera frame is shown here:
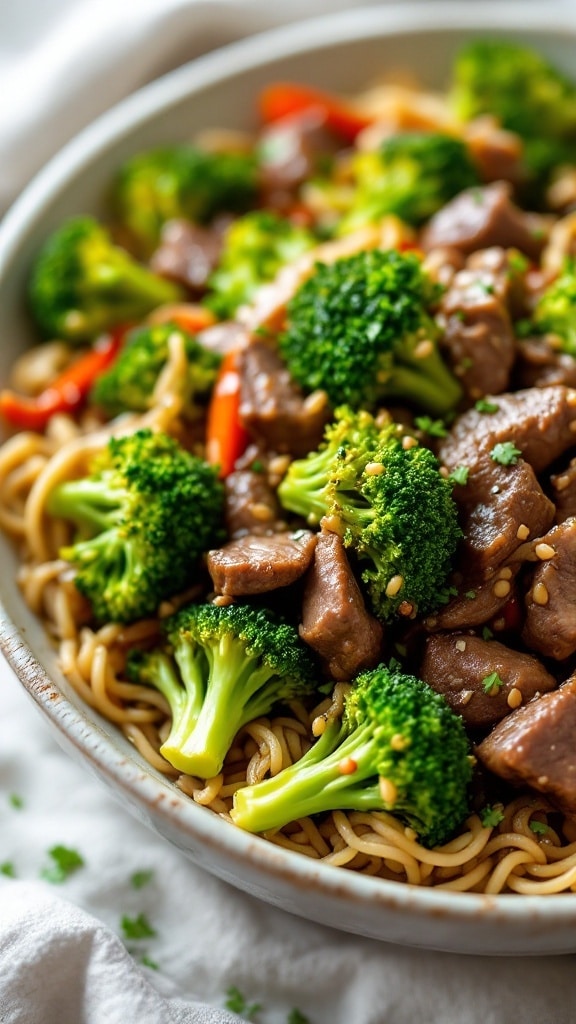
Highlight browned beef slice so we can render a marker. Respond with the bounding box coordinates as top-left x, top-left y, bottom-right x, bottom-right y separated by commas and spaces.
551, 458, 576, 524
207, 530, 317, 596
420, 182, 547, 261
196, 320, 249, 356
424, 566, 520, 632
420, 184, 545, 264
150, 219, 224, 293
464, 119, 524, 186
465, 247, 528, 317
238, 340, 330, 456
516, 337, 576, 390
522, 518, 576, 660
476, 676, 576, 816
420, 633, 556, 729
258, 108, 340, 197
299, 528, 384, 681
453, 456, 555, 577
224, 469, 284, 538
440, 267, 516, 399
439, 386, 576, 474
